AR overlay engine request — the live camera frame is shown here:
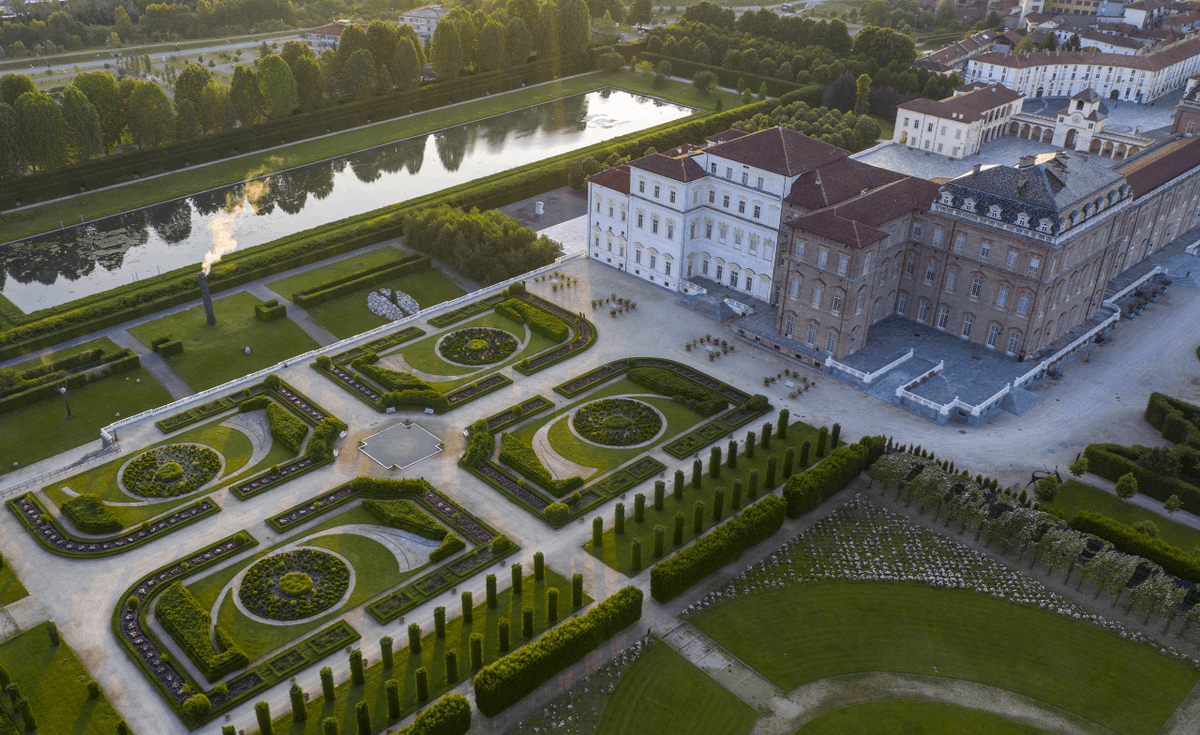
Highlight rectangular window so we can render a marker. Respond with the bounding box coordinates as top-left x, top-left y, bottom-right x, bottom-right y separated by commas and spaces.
654, 185, 661, 198
1007, 251, 1018, 269
818, 249, 828, 268
917, 300, 928, 323
938, 143, 944, 153
708, 190, 716, 204
756, 176, 764, 189
933, 228, 943, 245
719, 225, 727, 242
705, 223, 713, 238
987, 325, 1000, 347
608, 206, 613, 217
785, 314, 794, 338
937, 306, 950, 329
741, 172, 749, 185
795, 242, 805, 259
997, 287, 1009, 308
669, 190, 676, 203
1017, 293, 1030, 316
690, 222, 696, 239
1007, 332, 1020, 354
946, 271, 957, 292
970, 278, 982, 300
856, 292, 864, 314
715, 264, 723, 280
723, 195, 730, 209
651, 219, 659, 234
637, 213, 643, 228
897, 293, 908, 315
745, 273, 752, 290
753, 205, 761, 219
961, 316, 974, 338
711, 163, 717, 174
925, 264, 936, 284
730, 270, 738, 287
650, 255, 656, 270
831, 293, 842, 316
826, 332, 836, 353
954, 234, 965, 254
1029, 257, 1040, 276
638, 181, 645, 193
807, 324, 816, 345
749, 238, 758, 255
837, 255, 848, 276
635, 250, 642, 264
905, 257, 915, 276
725, 167, 733, 179
665, 260, 671, 276
702, 259, 709, 275
734, 232, 743, 247
666, 224, 674, 240
595, 201, 600, 212
980, 243, 991, 262
738, 201, 746, 214
862, 255, 871, 276
811, 286, 822, 308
